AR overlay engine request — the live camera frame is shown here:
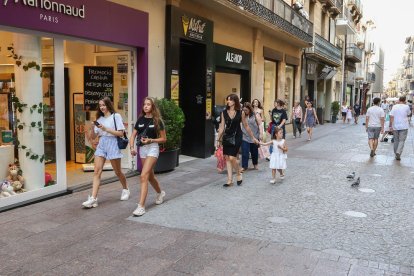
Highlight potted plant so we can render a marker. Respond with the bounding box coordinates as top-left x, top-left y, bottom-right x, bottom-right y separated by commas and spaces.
154, 98, 185, 173
331, 101, 340, 123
